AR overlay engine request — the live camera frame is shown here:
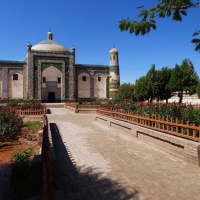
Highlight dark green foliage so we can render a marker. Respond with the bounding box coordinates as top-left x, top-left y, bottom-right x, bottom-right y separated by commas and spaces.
191, 30, 200, 52
21, 101, 44, 109
156, 67, 173, 102
0, 99, 44, 109
196, 81, 200, 98
11, 149, 34, 199
134, 65, 172, 103
141, 105, 152, 115
146, 65, 157, 102
119, 0, 200, 52
0, 107, 22, 142
12, 149, 32, 171
117, 83, 135, 101
169, 59, 199, 103
134, 76, 149, 101
135, 102, 200, 125
182, 104, 200, 125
